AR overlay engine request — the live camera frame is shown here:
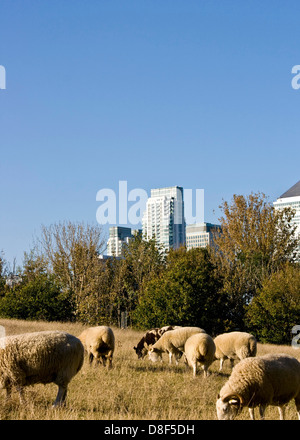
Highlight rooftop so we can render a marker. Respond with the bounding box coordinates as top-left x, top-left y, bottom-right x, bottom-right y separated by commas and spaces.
279, 180, 300, 198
